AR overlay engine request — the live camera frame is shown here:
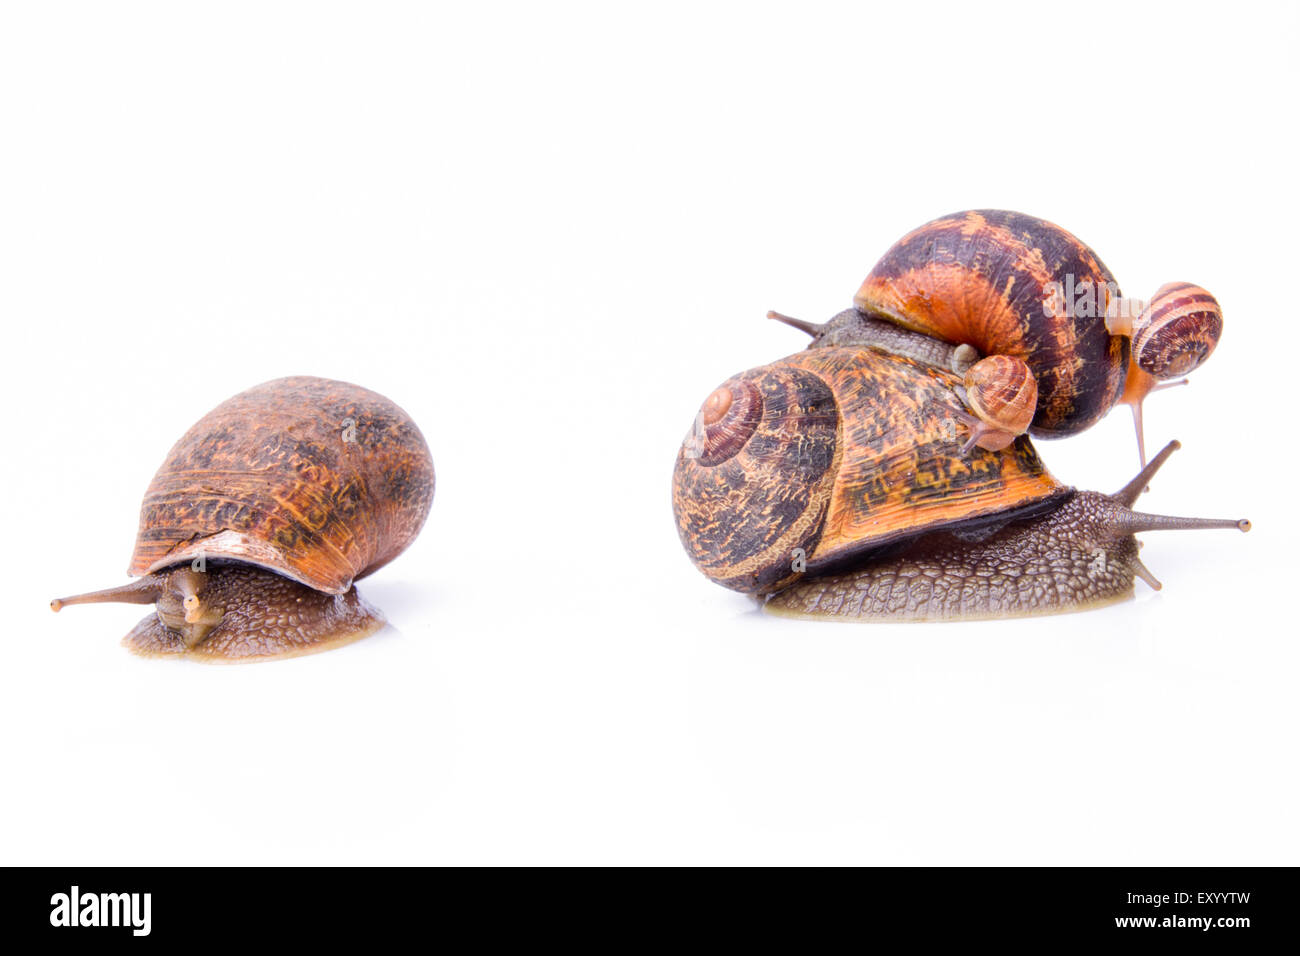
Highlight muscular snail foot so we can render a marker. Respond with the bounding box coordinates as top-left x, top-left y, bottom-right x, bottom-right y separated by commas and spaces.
763, 510, 1144, 622
120, 565, 386, 663
764, 441, 1248, 622
123, 586, 384, 662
